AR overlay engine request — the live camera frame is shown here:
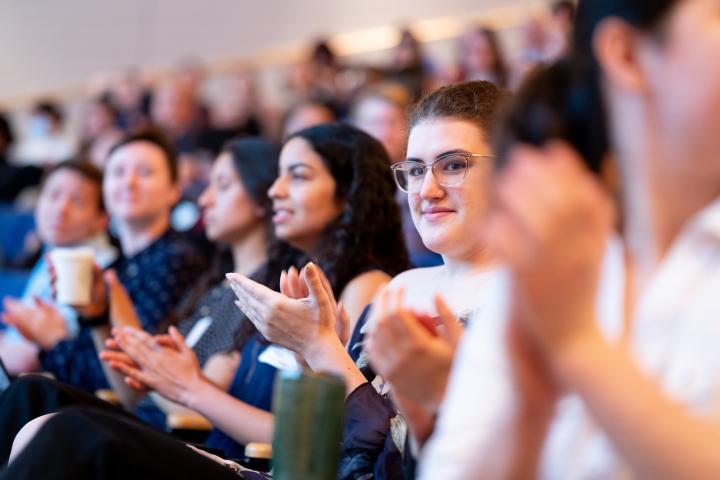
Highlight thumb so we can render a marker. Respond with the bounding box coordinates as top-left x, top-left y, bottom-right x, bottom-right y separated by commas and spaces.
304, 263, 330, 309
32, 295, 53, 311
168, 326, 190, 353
104, 269, 119, 289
